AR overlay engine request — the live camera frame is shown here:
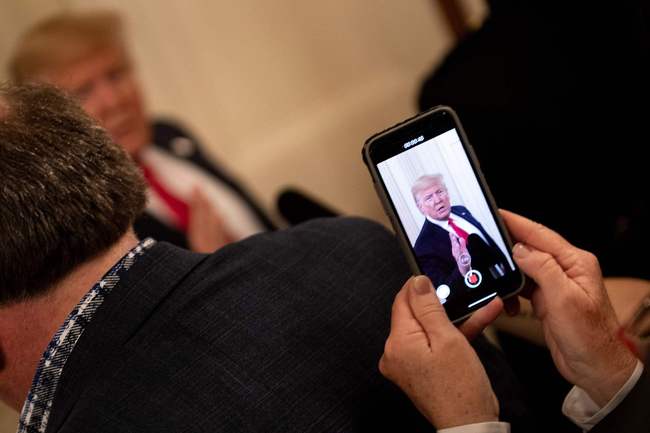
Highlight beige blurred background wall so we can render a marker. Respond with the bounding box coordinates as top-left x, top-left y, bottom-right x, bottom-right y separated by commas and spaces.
0, 0, 469, 224
0, 0, 485, 429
